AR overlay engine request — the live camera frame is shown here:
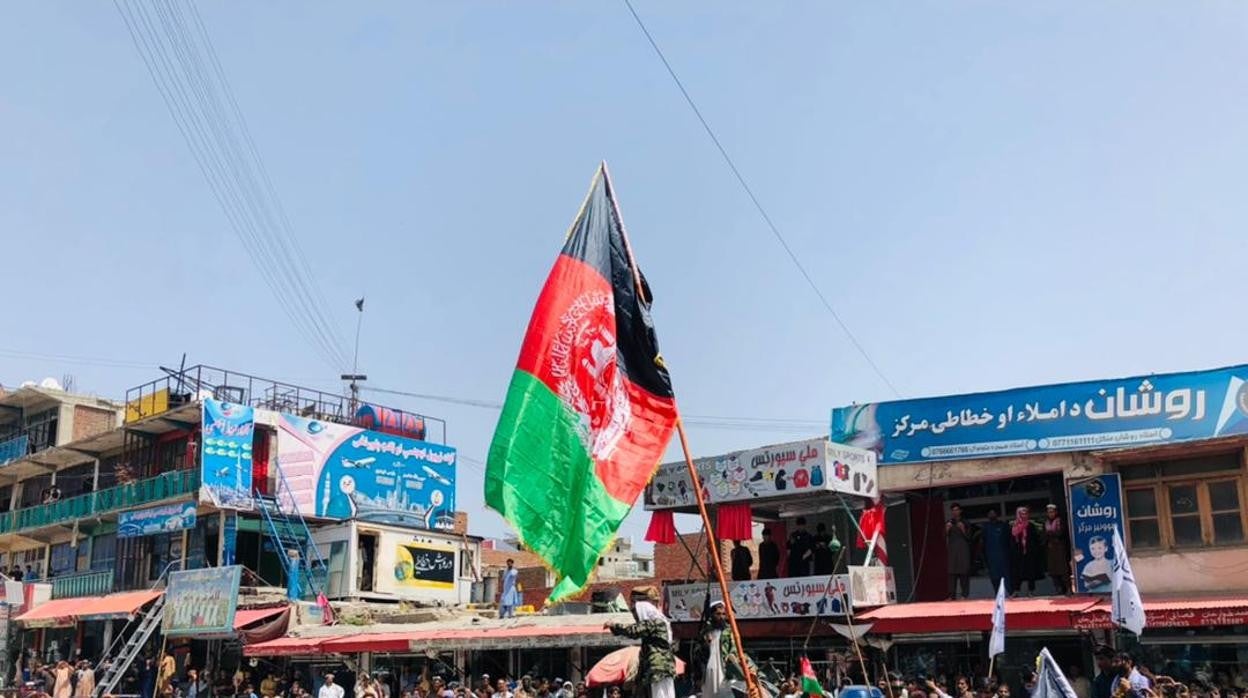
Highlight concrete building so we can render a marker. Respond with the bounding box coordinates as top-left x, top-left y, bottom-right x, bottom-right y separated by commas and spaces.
2, 364, 480, 677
